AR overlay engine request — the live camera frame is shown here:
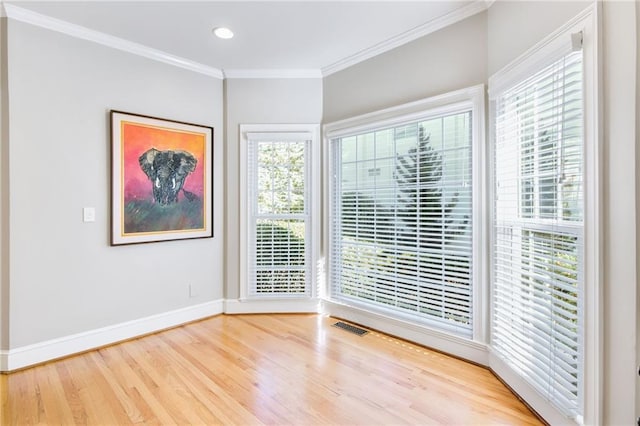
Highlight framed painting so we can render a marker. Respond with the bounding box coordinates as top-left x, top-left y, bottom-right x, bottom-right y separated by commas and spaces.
110, 110, 213, 245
